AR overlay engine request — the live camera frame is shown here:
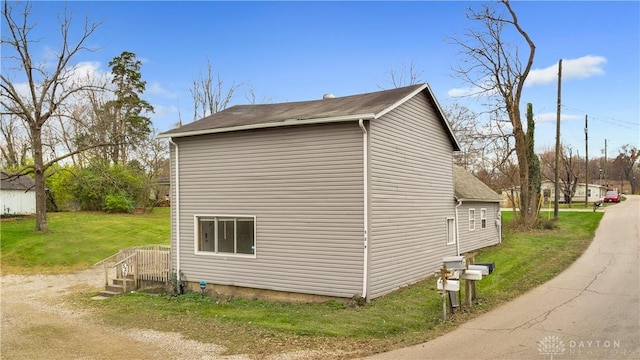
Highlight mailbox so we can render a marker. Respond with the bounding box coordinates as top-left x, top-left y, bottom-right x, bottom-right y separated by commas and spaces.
461, 269, 483, 280
437, 278, 460, 291
475, 262, 495, 274
442, 256, 466, 270
468, 264, 490, 275
448, 270, 461, 280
